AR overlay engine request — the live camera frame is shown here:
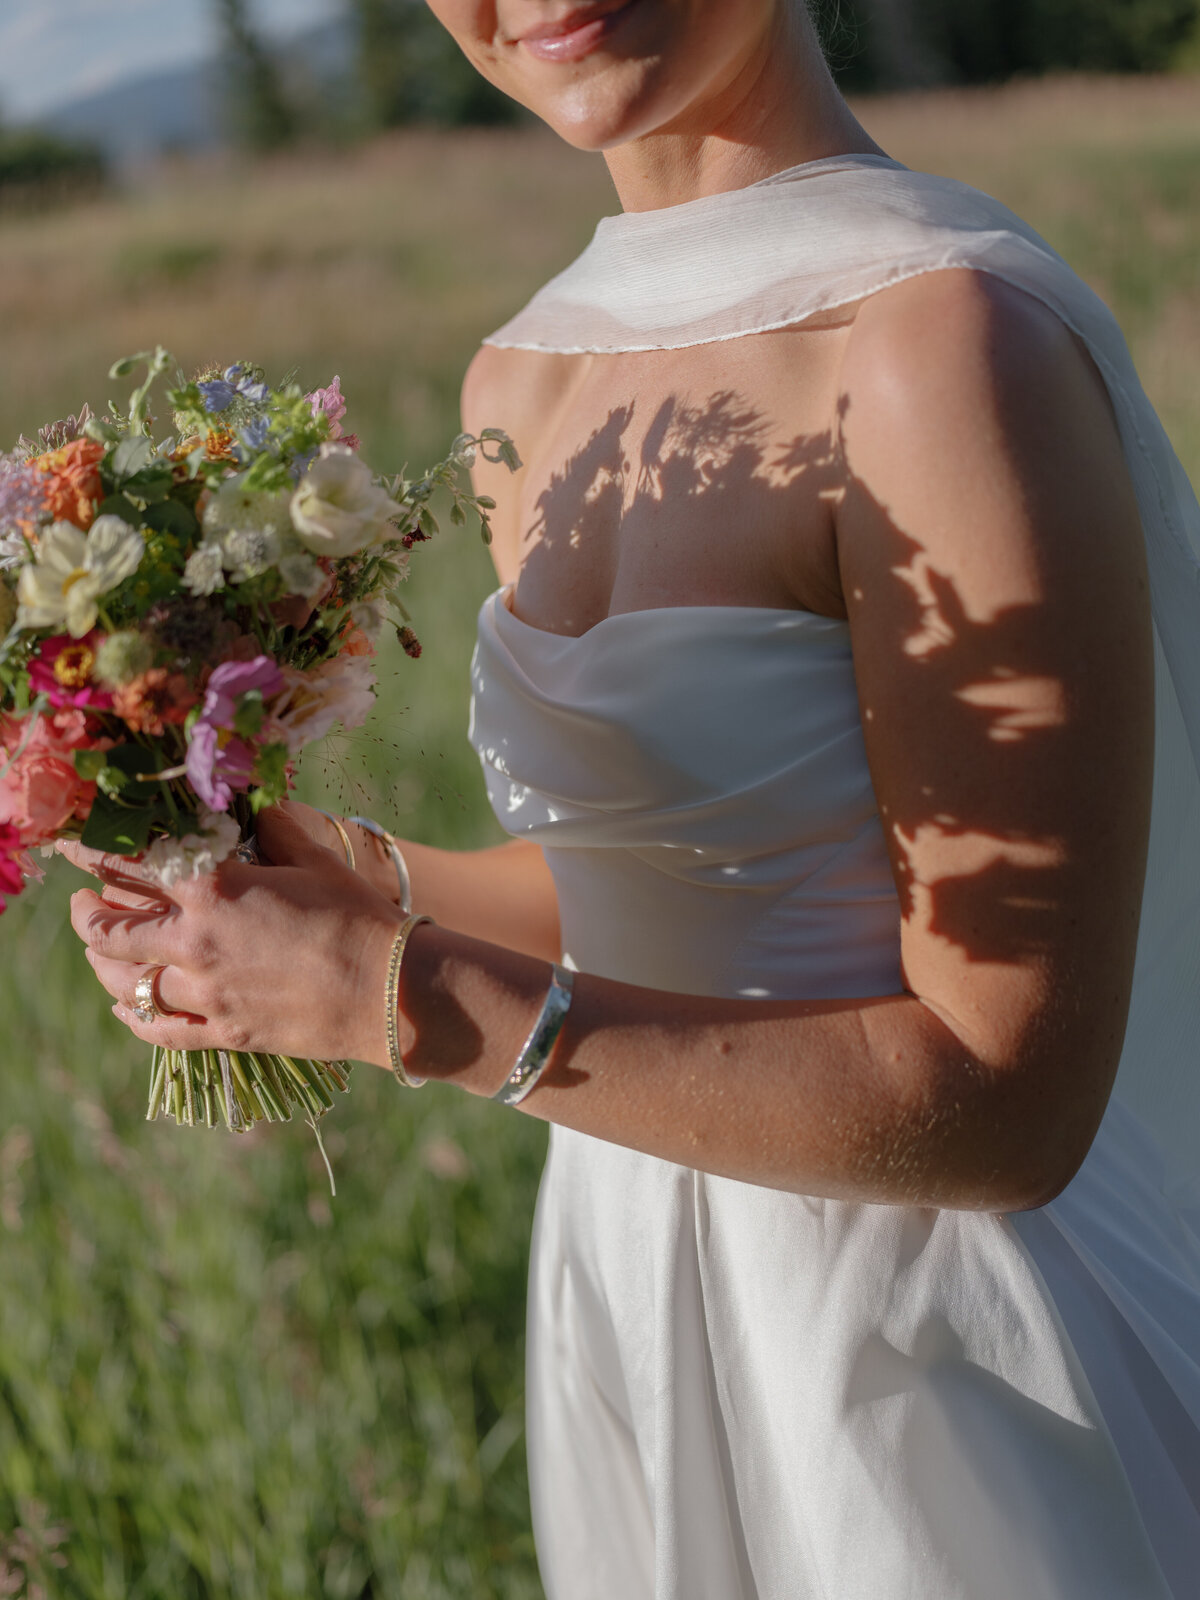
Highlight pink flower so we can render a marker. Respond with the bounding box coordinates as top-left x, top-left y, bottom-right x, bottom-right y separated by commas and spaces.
305, 376, 359, 450
201, 655, 285, 726
0, 821, 26, 911
0, 709, 106, 848
28, 631, 114, 711
266, 655, 376, 755
185, 655, 285, 810
306, 376, 347, 427
185, 720, 257, 812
